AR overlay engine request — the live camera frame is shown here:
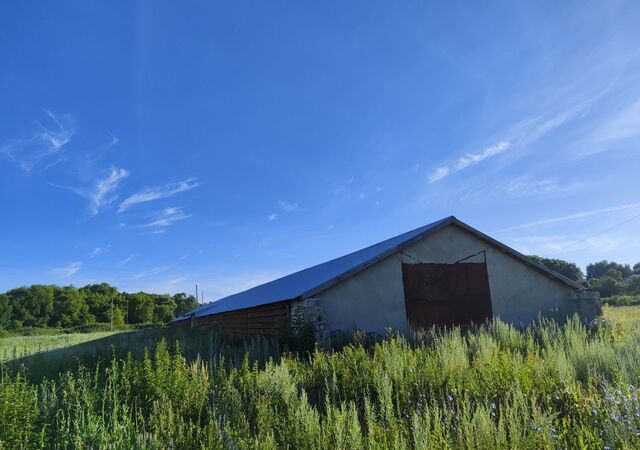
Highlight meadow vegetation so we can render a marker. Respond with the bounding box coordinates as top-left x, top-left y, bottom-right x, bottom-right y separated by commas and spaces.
0, 330, 120, 362
2, 310, 640, 449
